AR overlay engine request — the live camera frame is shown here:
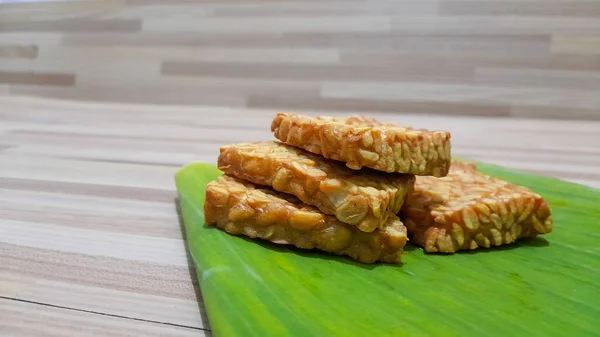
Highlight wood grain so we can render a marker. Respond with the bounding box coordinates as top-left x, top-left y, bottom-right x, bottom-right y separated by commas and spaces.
439, 1, 600, 17
247, 94, 511, 116
0, 0, 598, 119
0, 45, 38, 59
0, 71, 75, 86
0, 299, 209, 337
0, 96, 599, 335
0, 19, 141, 32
